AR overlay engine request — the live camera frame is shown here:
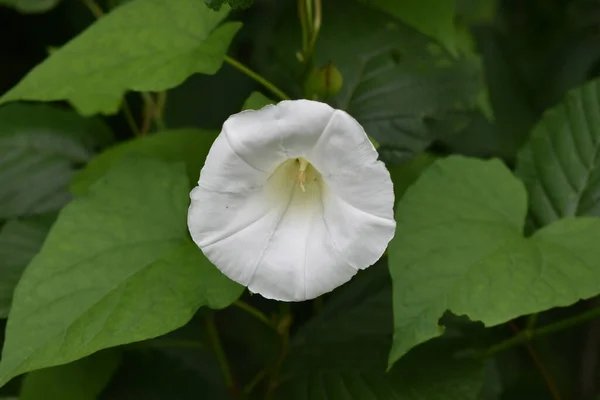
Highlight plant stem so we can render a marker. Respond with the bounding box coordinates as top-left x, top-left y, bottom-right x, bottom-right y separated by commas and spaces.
233, 300, 272, 327
81, 0, 155, 137
81, 0, 104, 18
243, 367, 267, 396
224, 56, 290, 101
484, 306, 600, 357
304, 0, 313, 33
508, 321, 562, 400
140, 93, 154, 136
206, 313, 235, 392
121, 99, 140, 136
155, 91, 167, 130
298, 0, 309, 55
306, 0, 322, 61
140, 92, 167, 133
265, 304, 292, 400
